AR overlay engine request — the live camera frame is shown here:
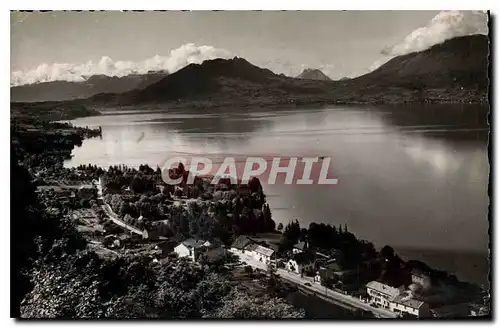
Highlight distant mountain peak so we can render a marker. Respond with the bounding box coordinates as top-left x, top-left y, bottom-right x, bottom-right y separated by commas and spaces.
191, 56, 257, 69
302, 68, 316, 73
171, 56, 277, 81
296, 68, 332, 81
11, 71, 169, 103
